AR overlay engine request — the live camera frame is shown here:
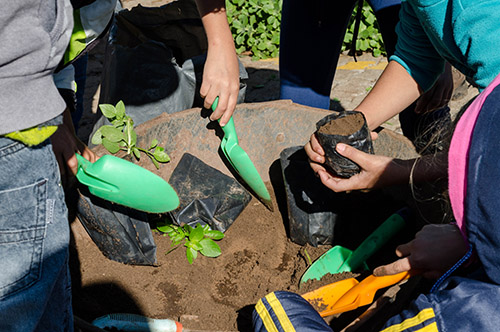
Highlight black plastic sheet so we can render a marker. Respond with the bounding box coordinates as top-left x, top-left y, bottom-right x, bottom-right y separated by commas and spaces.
168, 153, 252, 232
76, 187, 157, 266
